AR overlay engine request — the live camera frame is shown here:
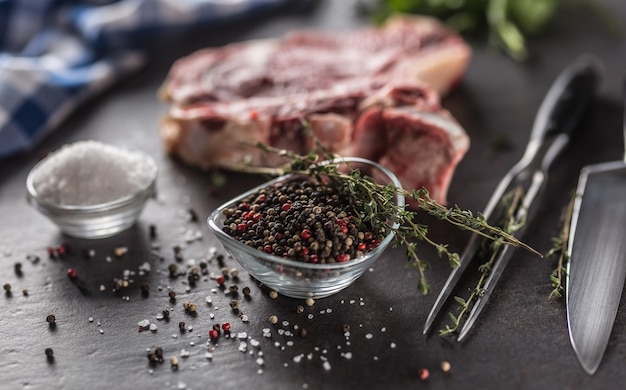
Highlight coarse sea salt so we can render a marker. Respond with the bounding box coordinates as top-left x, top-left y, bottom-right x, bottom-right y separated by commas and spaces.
30, 140, 156, 206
